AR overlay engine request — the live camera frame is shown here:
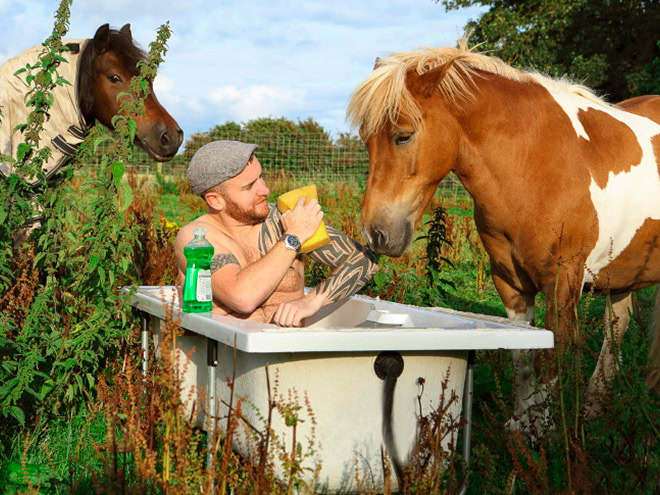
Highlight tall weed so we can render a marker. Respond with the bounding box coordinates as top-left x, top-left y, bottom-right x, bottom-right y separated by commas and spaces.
0, 2, 173, 437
